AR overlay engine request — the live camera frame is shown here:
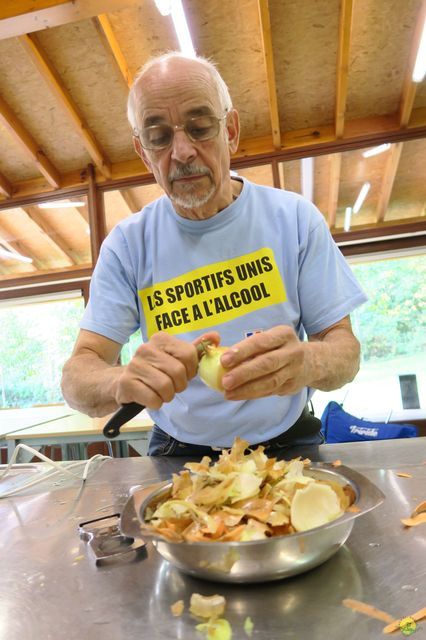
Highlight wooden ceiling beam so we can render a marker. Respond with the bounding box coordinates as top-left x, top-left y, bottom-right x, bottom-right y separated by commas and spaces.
375, 142, 404, 223
0, 172, 13, 197
0, 1, 69, 20
119, 189, 139, 213
335, 0, 354, 138
19, 33, 112, 179
257, 0, 281, 149
21, 206, 79, 263
399, 0, 426, 127
0, 224, 41, 268
327, 152, 342, 228
0, 264, 92, 287
94, 14, 133, 89
0, 0, 143, 39
2, 111, 426, 202
0, 93, 61, 188
332, 217, 426, 244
